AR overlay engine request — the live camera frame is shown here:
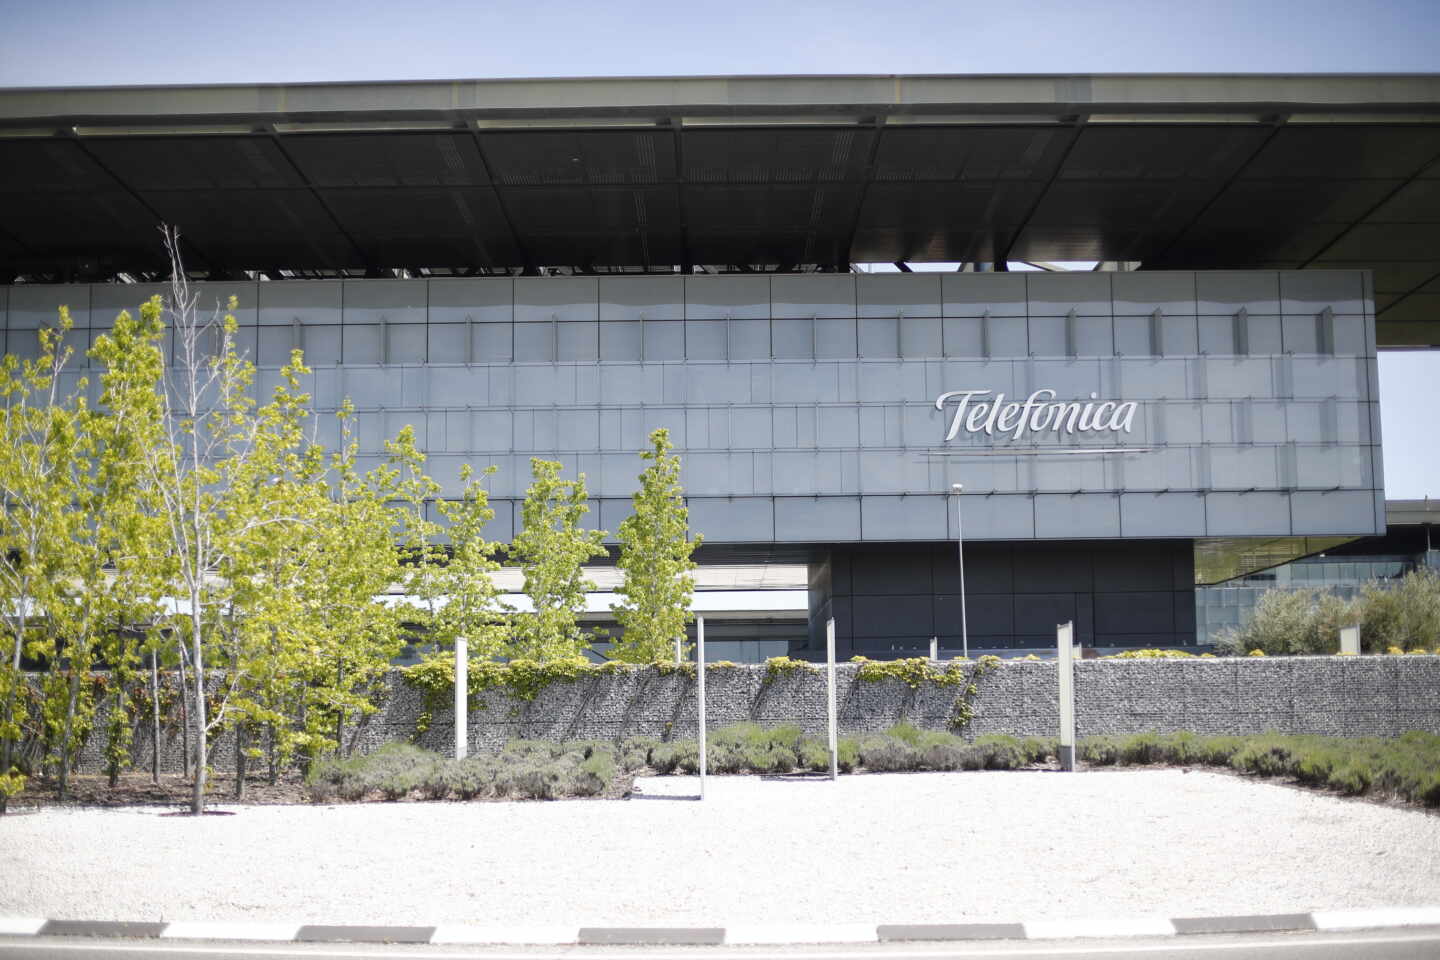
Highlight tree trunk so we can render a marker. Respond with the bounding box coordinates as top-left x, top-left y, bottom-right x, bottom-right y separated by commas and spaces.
107, 685, 124, 789
175, 646, 190, 780
150, 656, 160, 785
190, 608, 206, 815
233, 723, 246, 801
334, 662, 345, 757
0, 633, 22, 817
266, 723, 277, 786
57, 664, 81, 800
297, 697, 309, 779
